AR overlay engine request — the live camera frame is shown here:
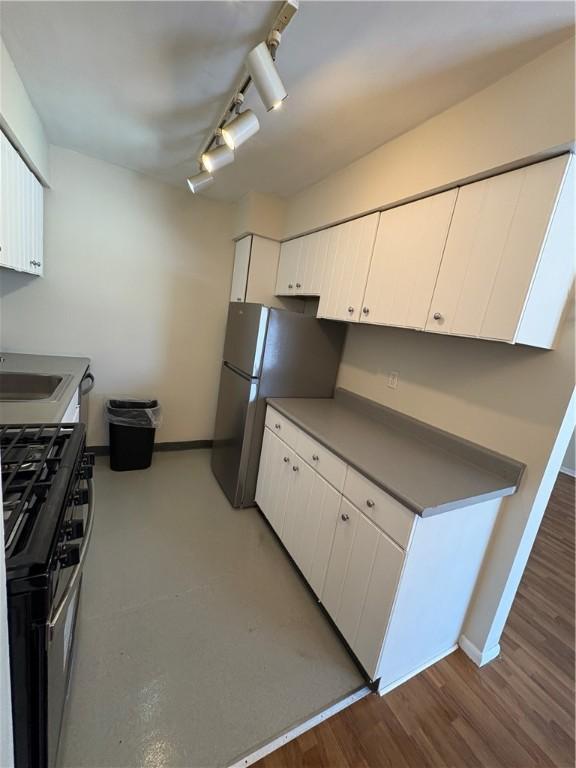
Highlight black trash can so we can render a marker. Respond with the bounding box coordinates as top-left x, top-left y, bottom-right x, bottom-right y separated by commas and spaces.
106, 398, 161, 471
